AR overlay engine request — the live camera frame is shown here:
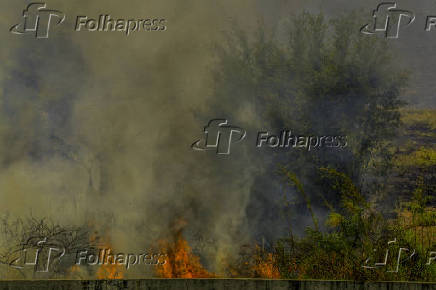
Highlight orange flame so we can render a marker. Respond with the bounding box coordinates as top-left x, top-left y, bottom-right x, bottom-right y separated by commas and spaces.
68, 264, 82, 279
226, 244, 281, 278
251, 246, 281, 279
156, 231, 215, 278
96, 245, 125, 279
87, 231, 124, 279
